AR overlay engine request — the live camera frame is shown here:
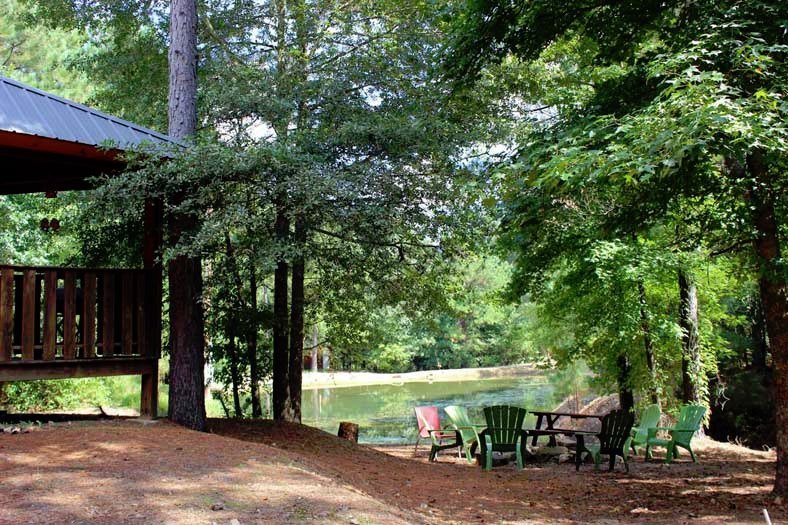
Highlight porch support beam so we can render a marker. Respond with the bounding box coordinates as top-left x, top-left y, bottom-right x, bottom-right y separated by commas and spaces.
0, 357, 157, 382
